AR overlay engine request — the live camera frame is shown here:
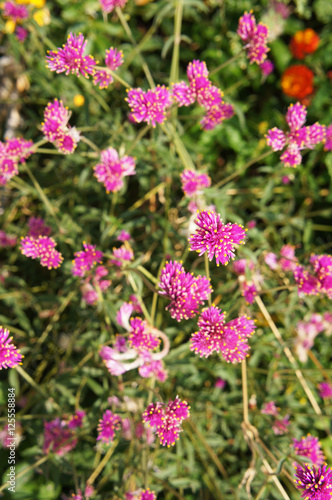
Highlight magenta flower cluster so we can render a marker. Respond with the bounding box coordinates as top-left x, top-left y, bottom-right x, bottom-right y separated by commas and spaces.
93, 147, 136, 193
172, 60, 234, 130
237, 11, 270, 67
93, 47, 124, 89
180, 169, 211, 197
126, 86, 172, 128
266, 103, 325, 168
97, 410, 122, 444
46, 33, 96, 78
190, 306, 256, 363
293, 435, 325, 467
71, 242, 103, 277
99, 0, 127, 14
43, 412, 85, 455
294, 463, 332, 499
20, 236, 63, 269
158, 260, 212, 321
293, 254, 332, 298
0, 327, 23, 370
143, 396, 190, 446
0, 137, 33, 185
189, 210, 247, 266
42, 99, 80, 154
